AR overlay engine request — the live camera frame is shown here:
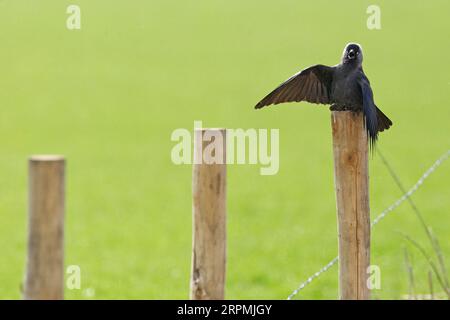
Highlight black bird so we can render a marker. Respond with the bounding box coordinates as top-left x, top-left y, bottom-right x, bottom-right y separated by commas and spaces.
255, 43, 392, 146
